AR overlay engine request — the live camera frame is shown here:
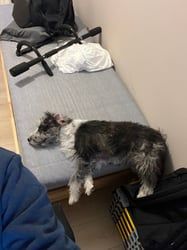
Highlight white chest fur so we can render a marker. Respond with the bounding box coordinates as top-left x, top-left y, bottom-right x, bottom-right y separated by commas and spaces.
60, 119, 86, 159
